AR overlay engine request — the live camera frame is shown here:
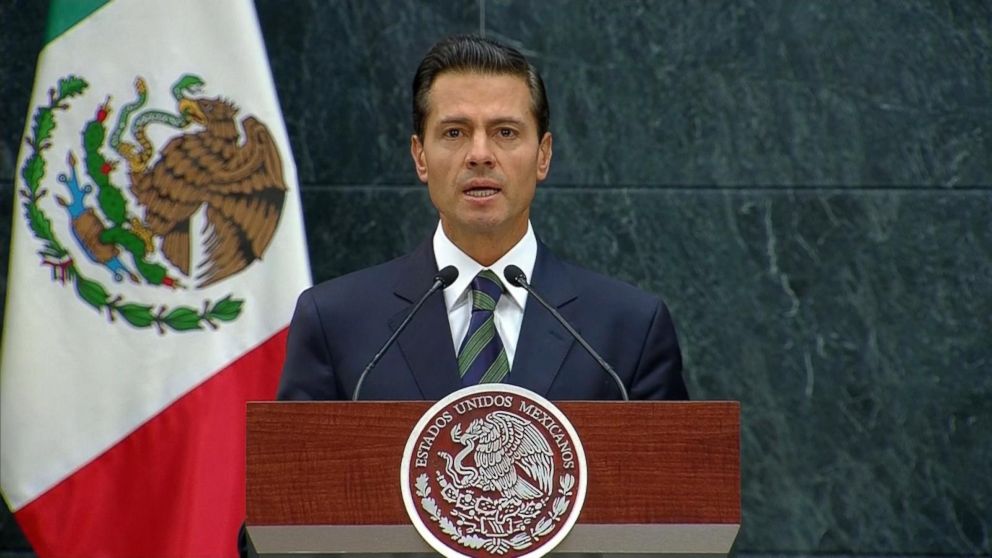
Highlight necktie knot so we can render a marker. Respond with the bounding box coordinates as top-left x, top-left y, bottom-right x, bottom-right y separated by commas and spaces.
471, 269, 504, 312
